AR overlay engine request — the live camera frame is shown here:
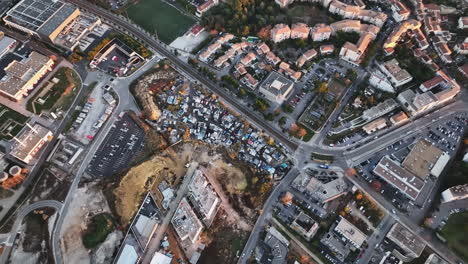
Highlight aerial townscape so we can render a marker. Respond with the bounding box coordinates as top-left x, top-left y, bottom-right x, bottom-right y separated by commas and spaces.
0, 0, 467, 263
